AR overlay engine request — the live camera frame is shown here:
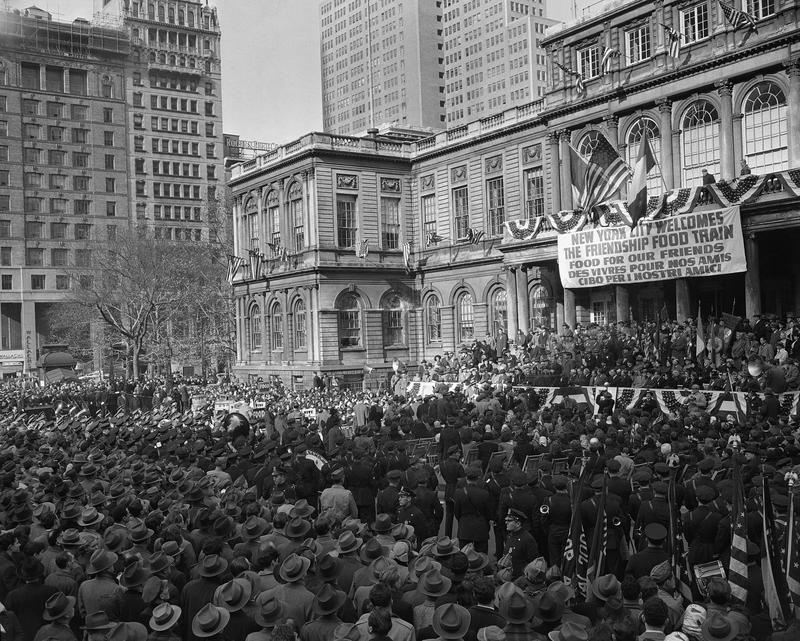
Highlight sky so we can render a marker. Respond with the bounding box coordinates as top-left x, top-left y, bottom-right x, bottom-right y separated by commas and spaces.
7, 0, 580, 145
